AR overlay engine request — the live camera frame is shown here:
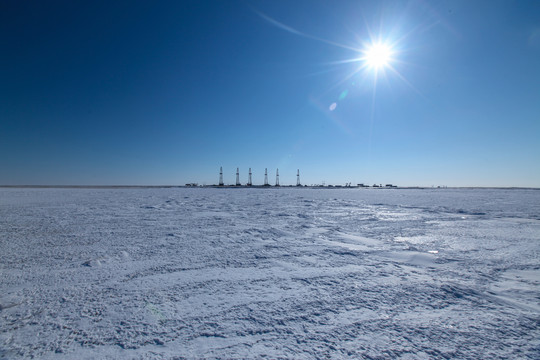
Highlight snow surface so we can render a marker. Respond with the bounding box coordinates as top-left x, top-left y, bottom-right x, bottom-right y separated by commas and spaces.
0, 188, 539, 359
